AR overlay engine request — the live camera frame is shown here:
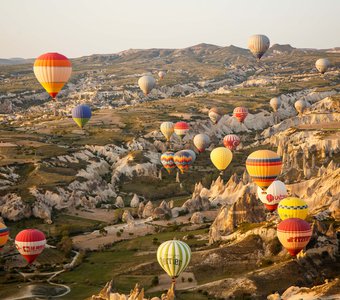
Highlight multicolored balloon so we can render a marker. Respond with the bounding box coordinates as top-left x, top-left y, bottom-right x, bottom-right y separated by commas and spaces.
174, 121, 189, 141
248, 34, 270, 60
158, 71, 166, 80
193, 134, 210, 153
210, 147, 233, 172
15, 229, 46, 264
185, 149, 197, 163
0, 222, 9, 248
278, 197, 308, 220
72, 104, 92, 128
33, 52, 72, 100
161, 152, 176, 174
270, 97, 281, 112
233, 107, 248, 123
208, 107, 223, 124
277, 218, 312, 256
223, 134, 240, 151
138, 75, 155, 95
157, 239, 191, 279
160, 122, 174, 142
246, 150, 282, 191
174, 150, 193, 174
257, 180, 287, 212
315, 58, 330, 74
